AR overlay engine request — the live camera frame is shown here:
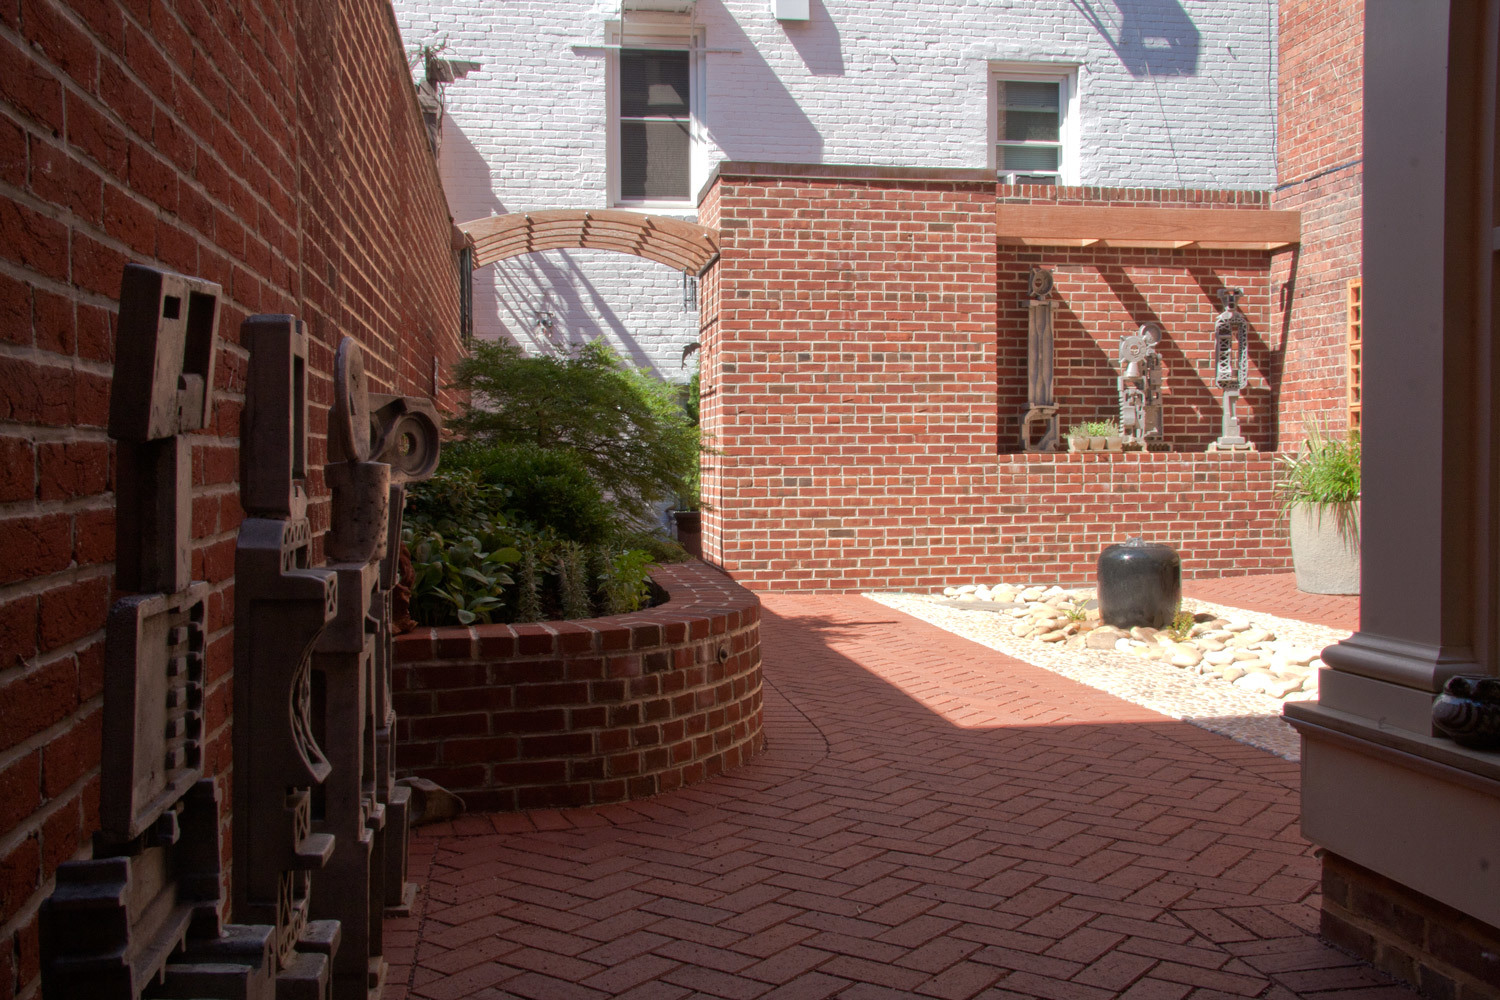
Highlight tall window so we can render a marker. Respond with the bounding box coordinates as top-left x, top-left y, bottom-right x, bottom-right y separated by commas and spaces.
619, 49, 691, 202
996, 79, 1063, 183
